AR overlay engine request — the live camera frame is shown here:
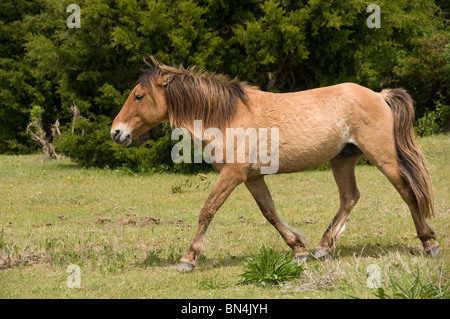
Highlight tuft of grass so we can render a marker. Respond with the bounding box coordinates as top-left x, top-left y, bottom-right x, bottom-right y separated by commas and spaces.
170, 185, 182, 194
200, 272, 229, 289
375, 262, 449, 299
240, 246, 304, 286
171, 174, 212, 194
167, 245, 183, 263
138, 247, 163, 268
